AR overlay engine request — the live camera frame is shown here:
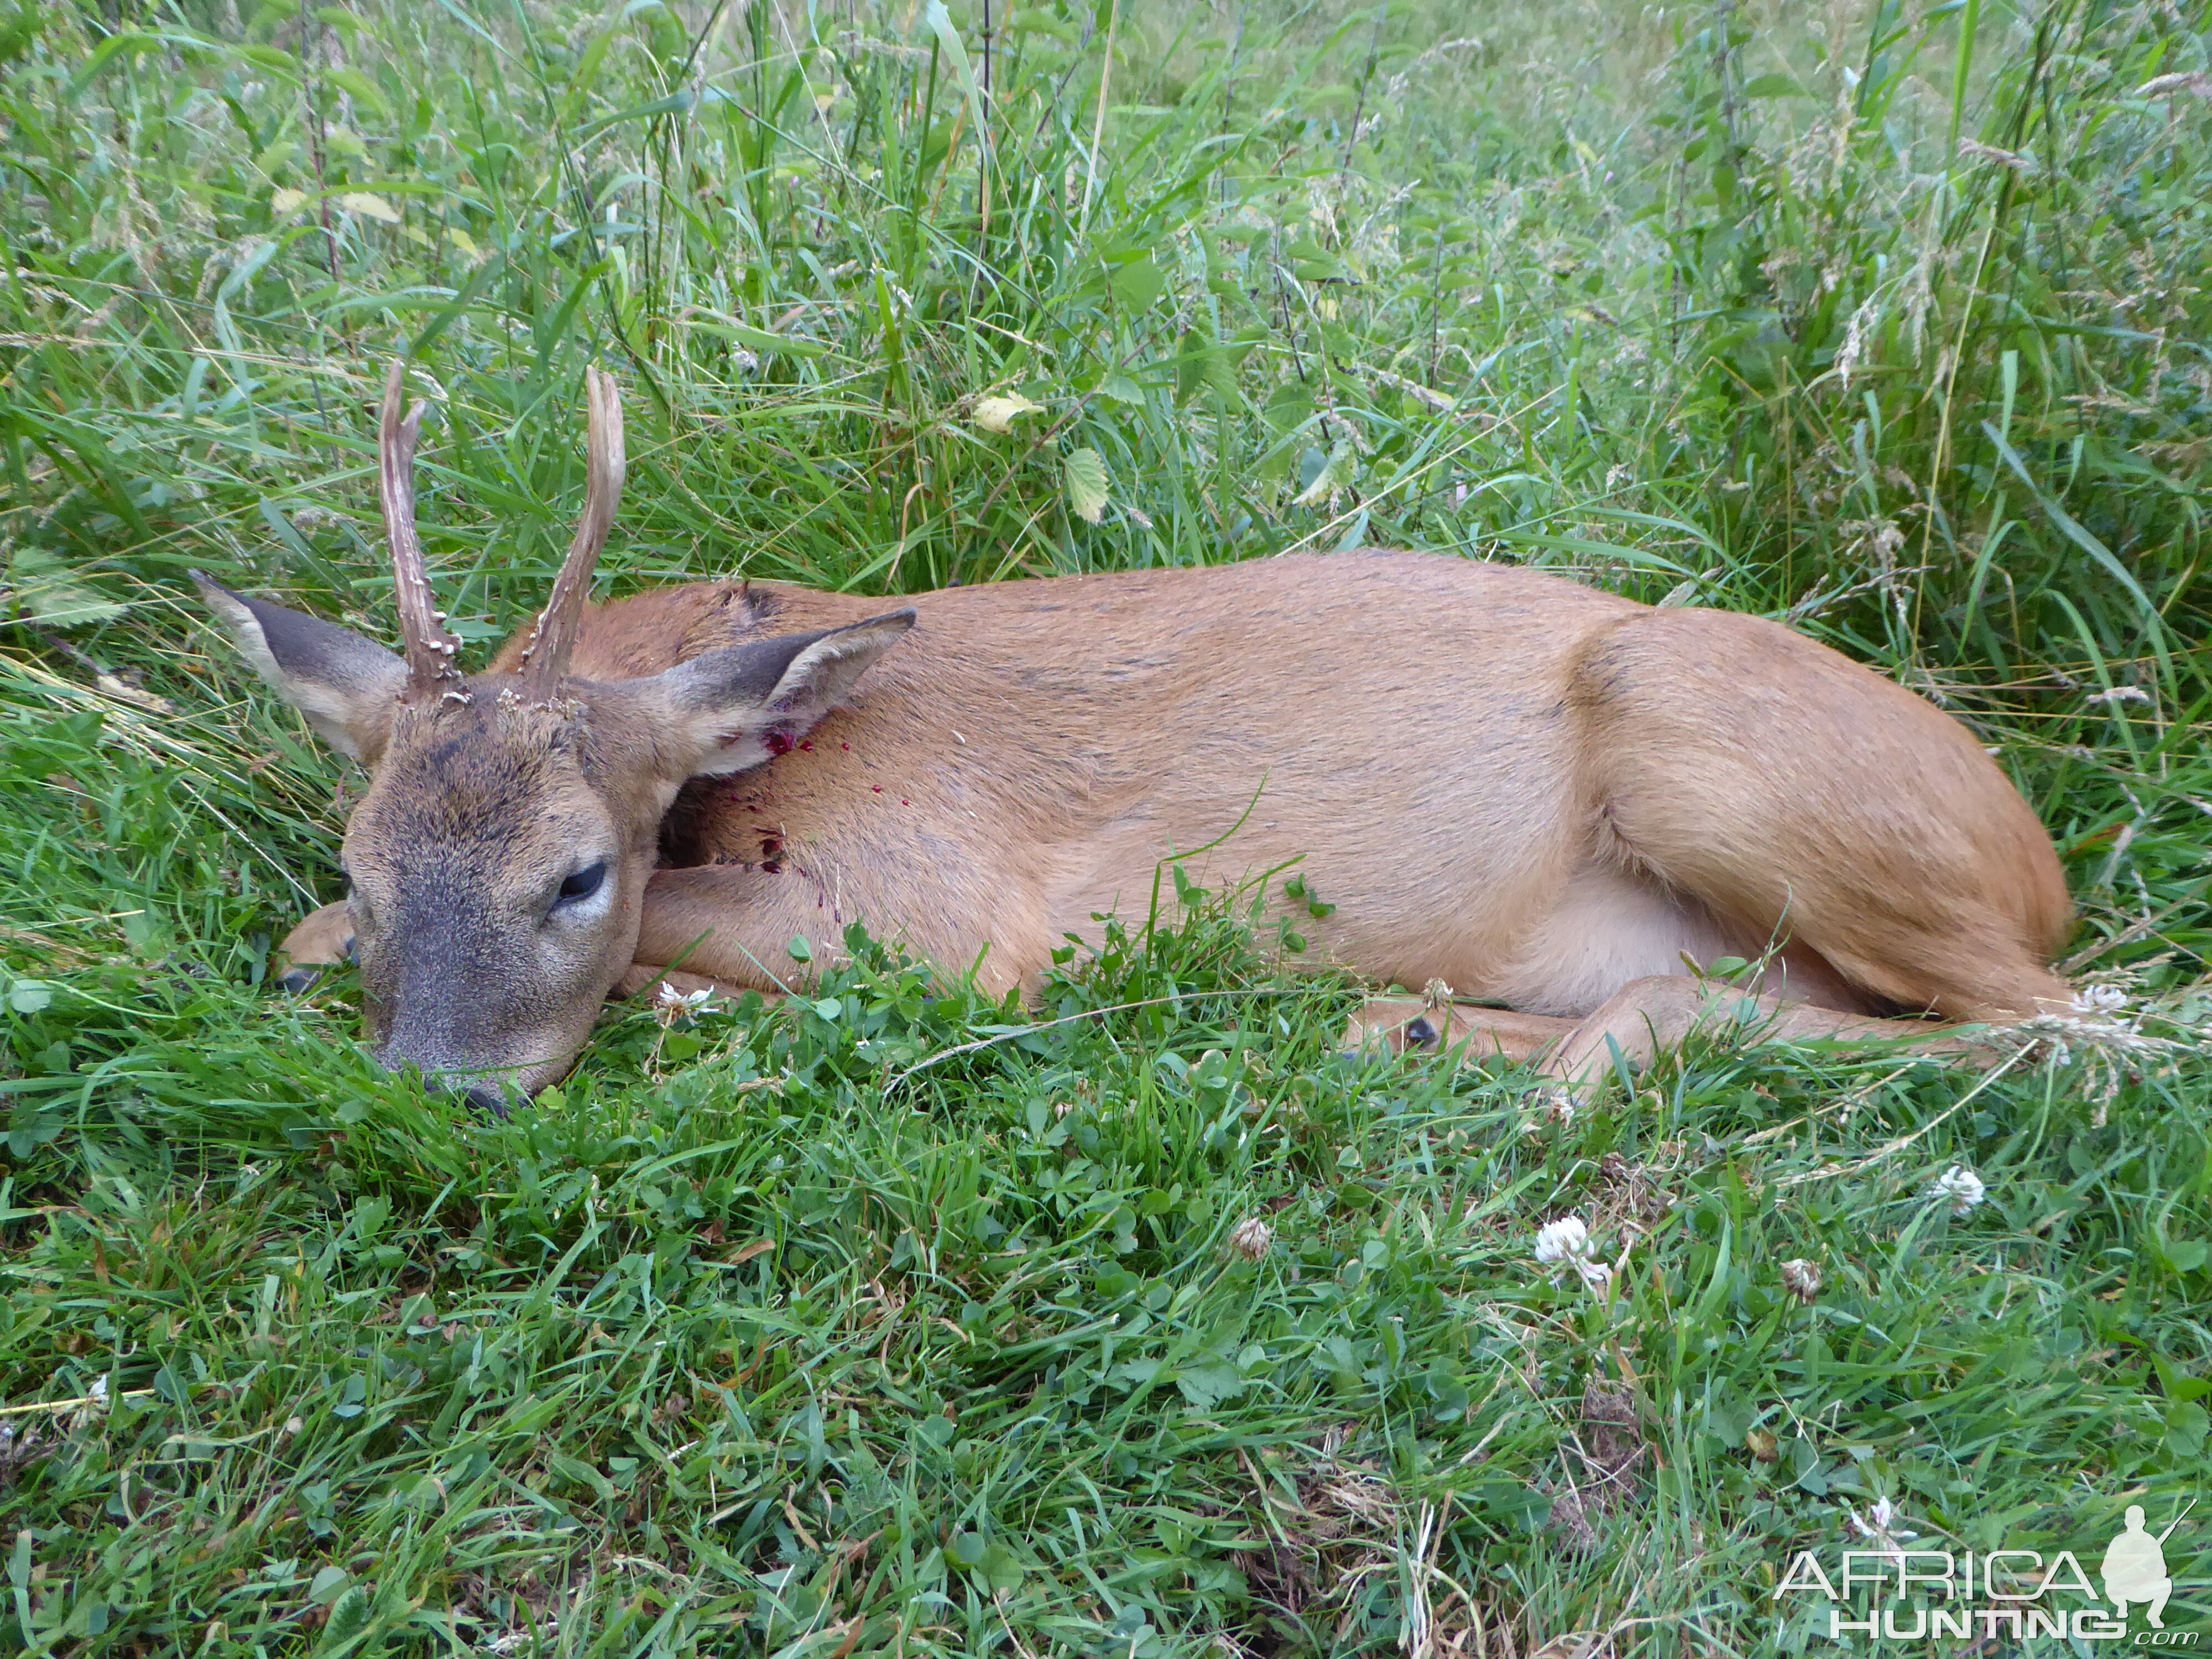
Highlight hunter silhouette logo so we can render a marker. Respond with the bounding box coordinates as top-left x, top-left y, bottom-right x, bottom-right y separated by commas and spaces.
2105, 1504, 2188, 1629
